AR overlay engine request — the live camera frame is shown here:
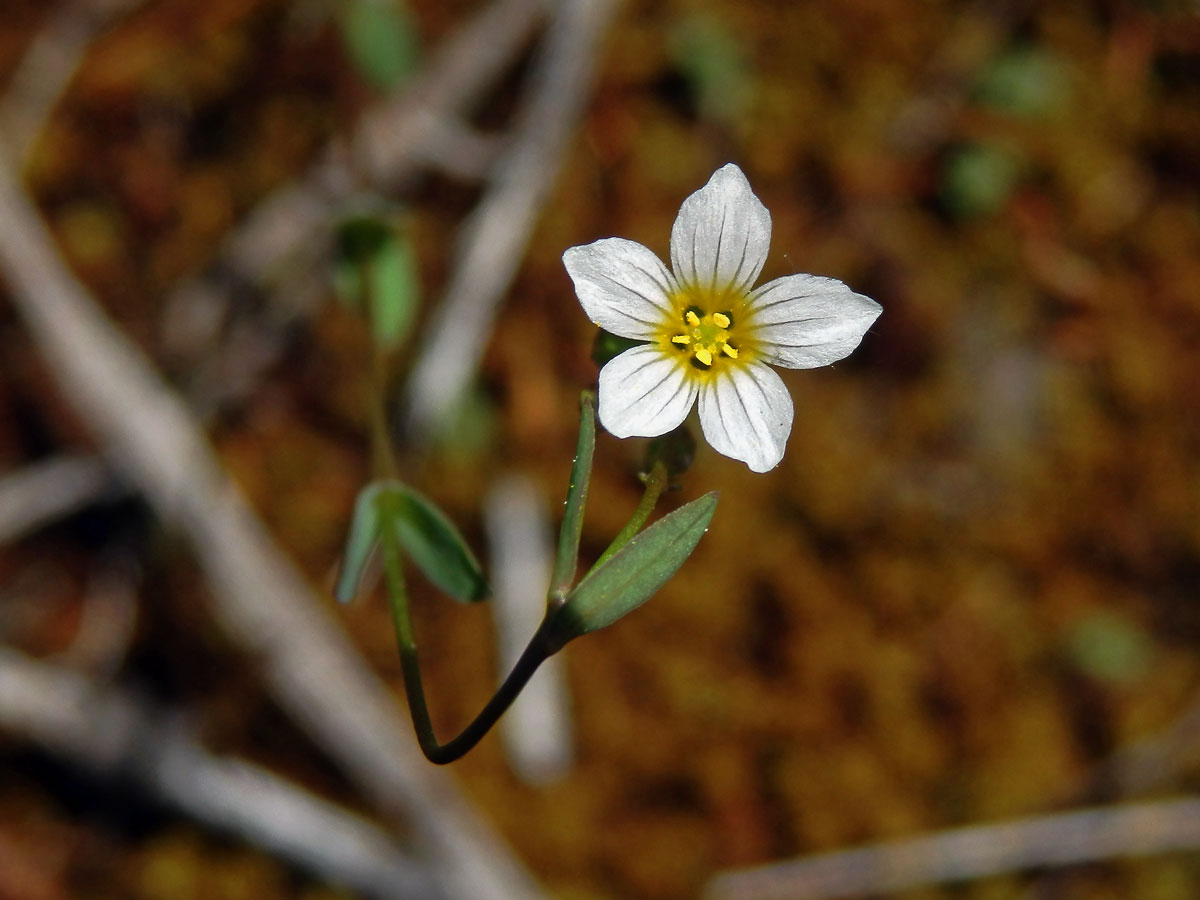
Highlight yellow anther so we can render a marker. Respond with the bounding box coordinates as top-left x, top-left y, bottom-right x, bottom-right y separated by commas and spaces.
668, 304, 743, 369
